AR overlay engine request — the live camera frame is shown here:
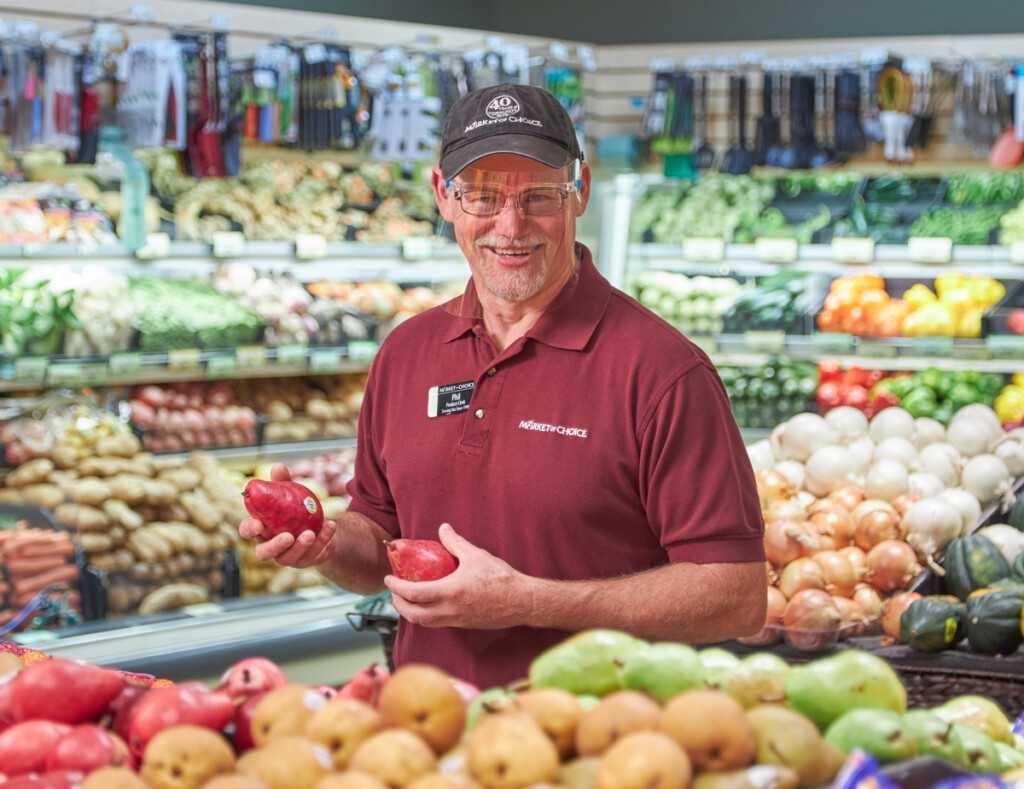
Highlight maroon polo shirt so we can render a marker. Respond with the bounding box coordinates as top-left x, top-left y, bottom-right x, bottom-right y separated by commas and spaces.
346, 244, 764, 688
